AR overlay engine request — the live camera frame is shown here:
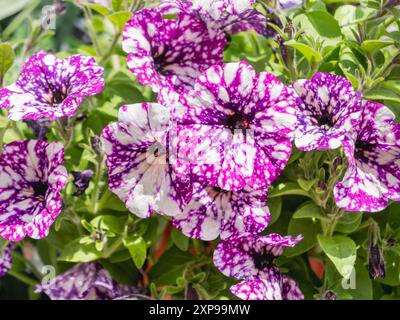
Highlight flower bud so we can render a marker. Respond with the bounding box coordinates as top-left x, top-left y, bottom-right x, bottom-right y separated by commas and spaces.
71, 169, 94, 196
321, 290, 336, 300
90, 136, 103, 156
24, 119, 51, 140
